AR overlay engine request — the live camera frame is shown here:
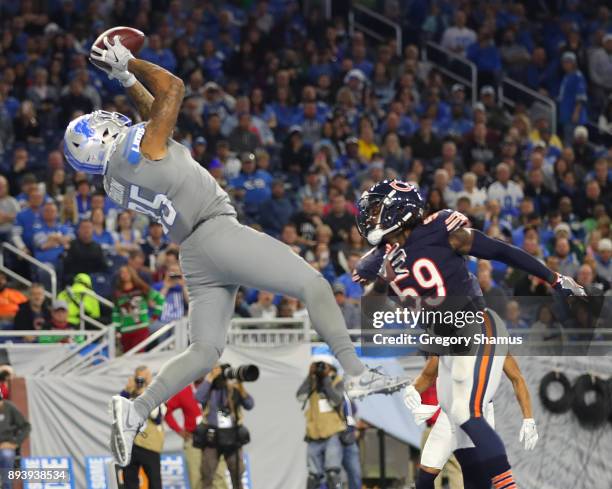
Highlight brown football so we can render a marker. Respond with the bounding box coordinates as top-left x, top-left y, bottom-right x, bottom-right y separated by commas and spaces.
90, 26, 145, 71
